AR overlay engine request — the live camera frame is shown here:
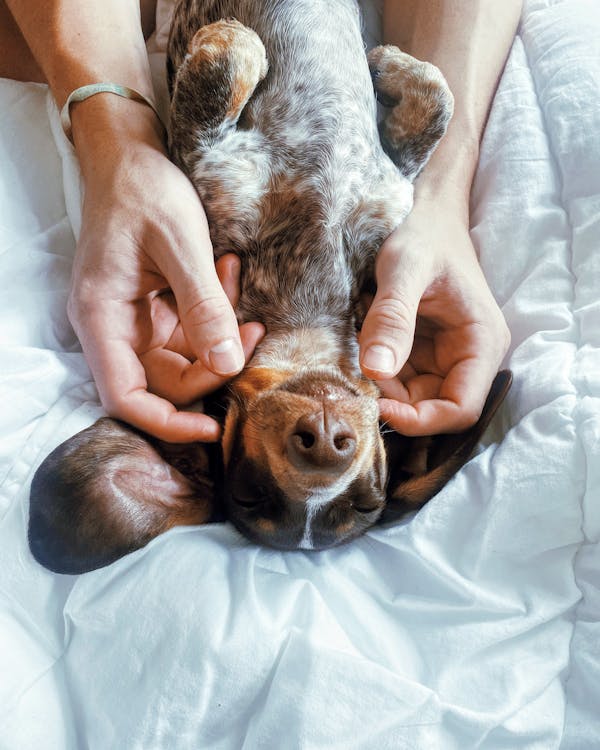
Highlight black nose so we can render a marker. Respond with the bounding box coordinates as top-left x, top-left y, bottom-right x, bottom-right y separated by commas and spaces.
286, 411, 357, 473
